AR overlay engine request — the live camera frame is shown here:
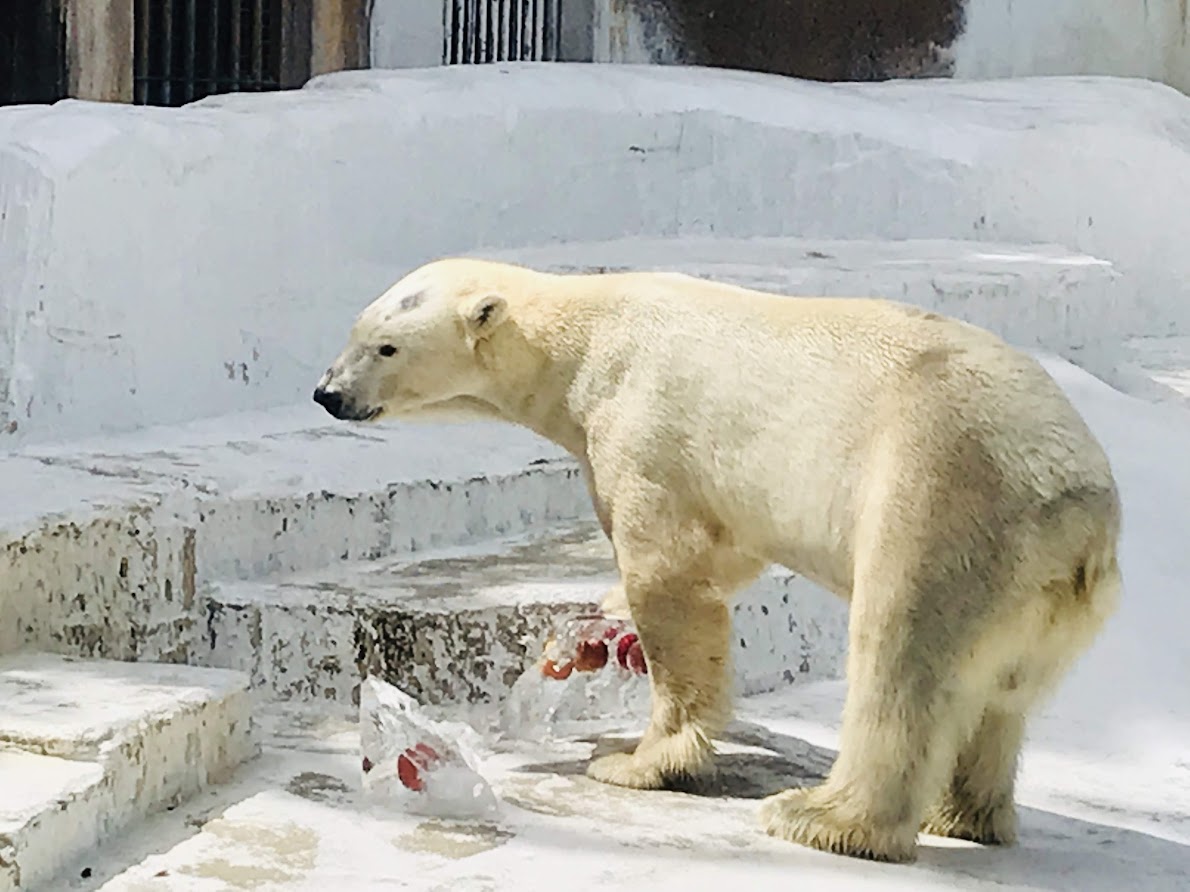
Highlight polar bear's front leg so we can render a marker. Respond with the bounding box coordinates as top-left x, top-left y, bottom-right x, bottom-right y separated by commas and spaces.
580, 458, 634, 623
585, 512, 764, 790
585, 581, 728, 790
